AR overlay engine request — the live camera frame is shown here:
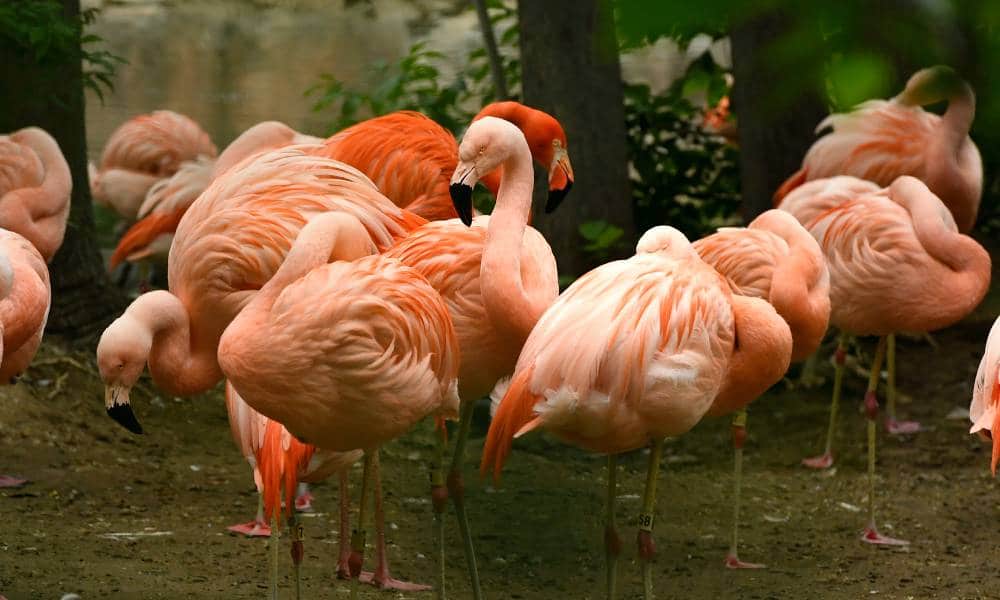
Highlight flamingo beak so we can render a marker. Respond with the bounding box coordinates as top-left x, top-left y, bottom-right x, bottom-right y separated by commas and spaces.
450, 162, 478, 227
105, 384, 143, 434
546, 149, 574, 214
